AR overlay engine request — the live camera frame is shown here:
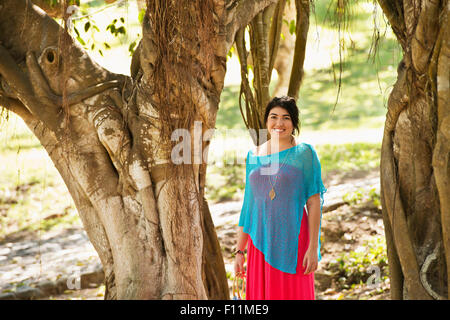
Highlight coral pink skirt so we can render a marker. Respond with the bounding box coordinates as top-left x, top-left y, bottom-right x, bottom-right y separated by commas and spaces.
246, 209, 315, 300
